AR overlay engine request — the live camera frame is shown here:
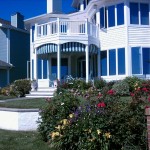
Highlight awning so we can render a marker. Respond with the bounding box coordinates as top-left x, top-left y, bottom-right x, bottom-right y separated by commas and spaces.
0, 60, 13, 69
37, 43, 98, 55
